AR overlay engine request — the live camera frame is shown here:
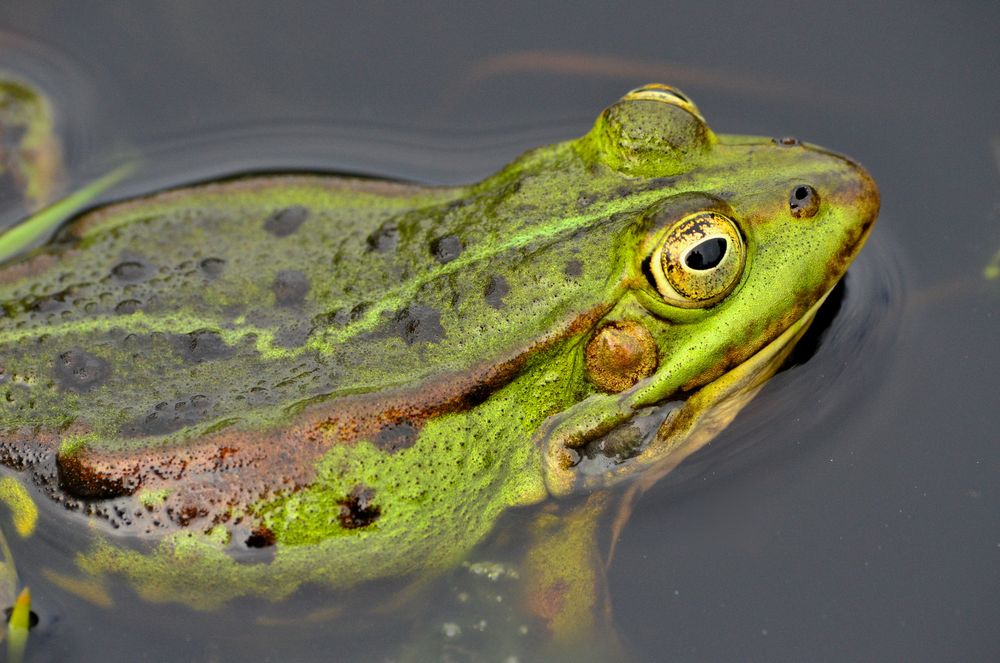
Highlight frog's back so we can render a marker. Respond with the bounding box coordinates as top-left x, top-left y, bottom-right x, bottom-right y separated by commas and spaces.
0, 165, 621, 510
0, 84, 881, 610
